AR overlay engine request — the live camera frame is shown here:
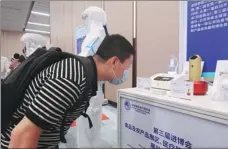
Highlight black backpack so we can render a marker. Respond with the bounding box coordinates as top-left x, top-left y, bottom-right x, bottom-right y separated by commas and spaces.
1, 47, 94, 143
